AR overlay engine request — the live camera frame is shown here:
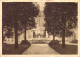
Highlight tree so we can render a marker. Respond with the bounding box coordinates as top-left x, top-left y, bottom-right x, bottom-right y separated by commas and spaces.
2, 3, 15, 43
2, 2, 39, 49
44, 2, 77, 48
44, 3, 61, 45
2, 2, 19, 48
17, 2, 39, 41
